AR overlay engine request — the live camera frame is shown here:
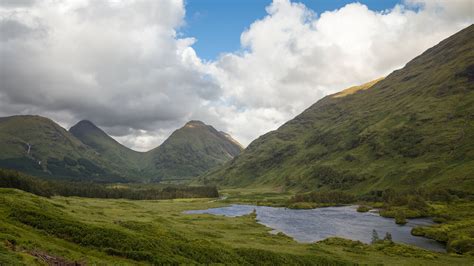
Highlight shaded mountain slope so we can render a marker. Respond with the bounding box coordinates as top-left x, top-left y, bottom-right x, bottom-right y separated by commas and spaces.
0, 116, 125, 181
146, 120, 243, 182
200, 25, 474, 193
70, 120, 145, 173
